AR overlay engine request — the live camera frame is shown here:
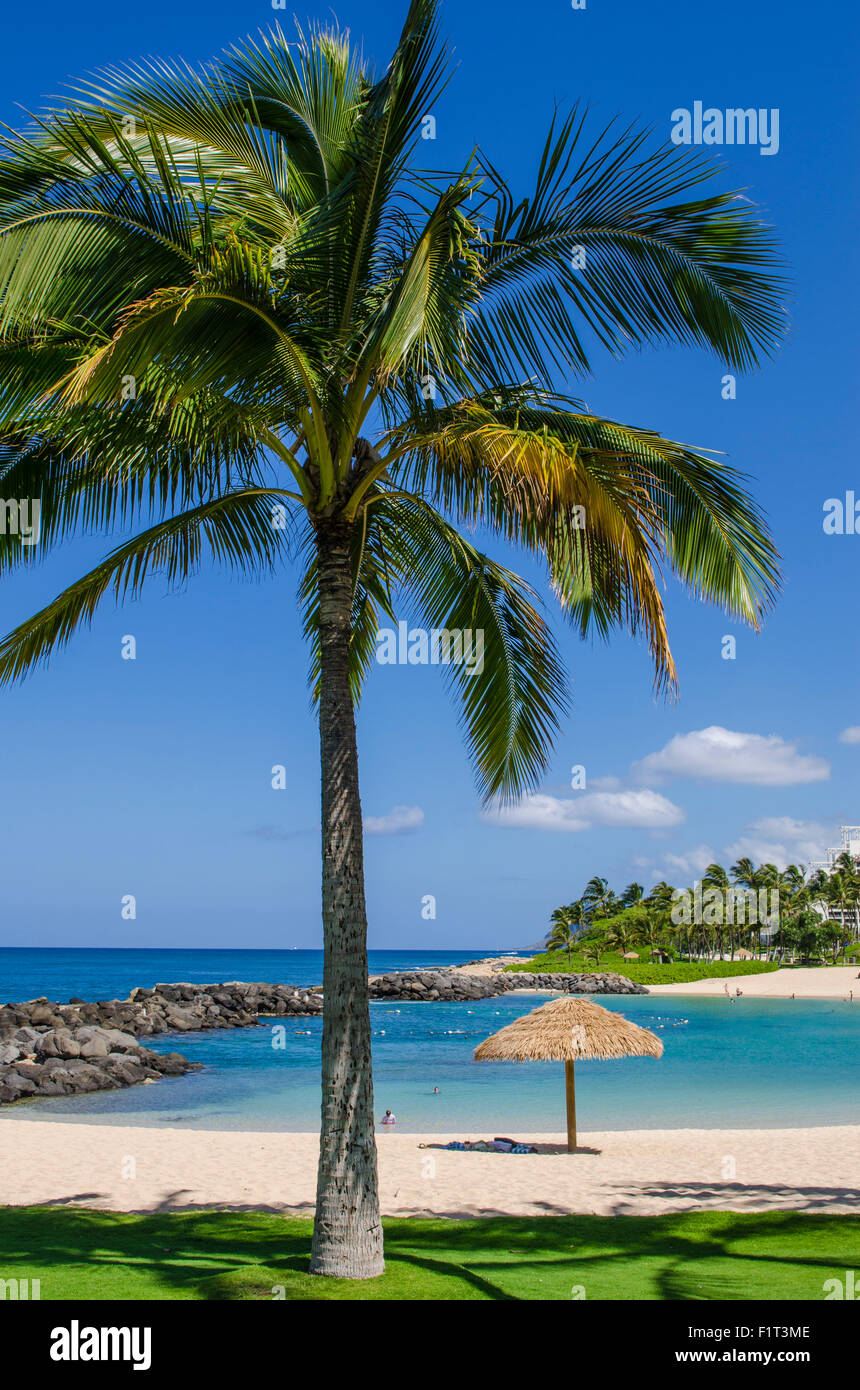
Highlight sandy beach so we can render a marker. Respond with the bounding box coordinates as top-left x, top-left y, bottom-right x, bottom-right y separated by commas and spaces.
648, 965, 860, 999
1, 1119, 857, 1218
